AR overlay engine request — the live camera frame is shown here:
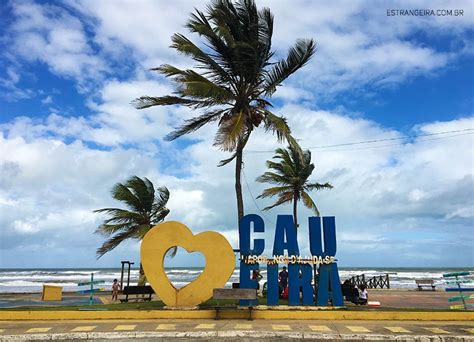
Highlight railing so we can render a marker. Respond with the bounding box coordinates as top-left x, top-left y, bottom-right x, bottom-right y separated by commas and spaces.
348, 273, 390, 289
